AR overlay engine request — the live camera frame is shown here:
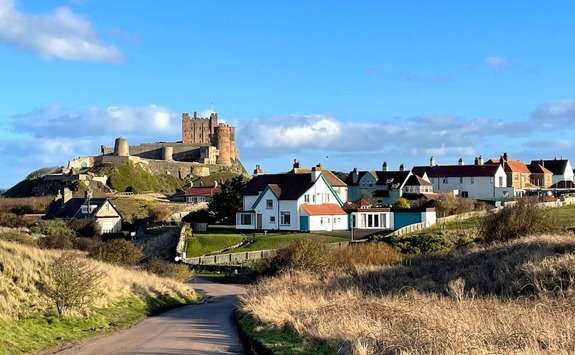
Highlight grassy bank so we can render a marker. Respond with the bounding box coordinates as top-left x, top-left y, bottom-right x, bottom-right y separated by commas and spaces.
0, 240, 198, 354
239, 234, 575, 354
